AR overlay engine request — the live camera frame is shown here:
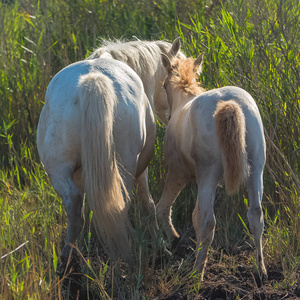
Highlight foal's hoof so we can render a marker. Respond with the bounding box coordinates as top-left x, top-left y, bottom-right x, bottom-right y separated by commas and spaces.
171, 237, 191, 258
153, 244, 173, 268
254, 271, 268, 287
162, 246, 172, 258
